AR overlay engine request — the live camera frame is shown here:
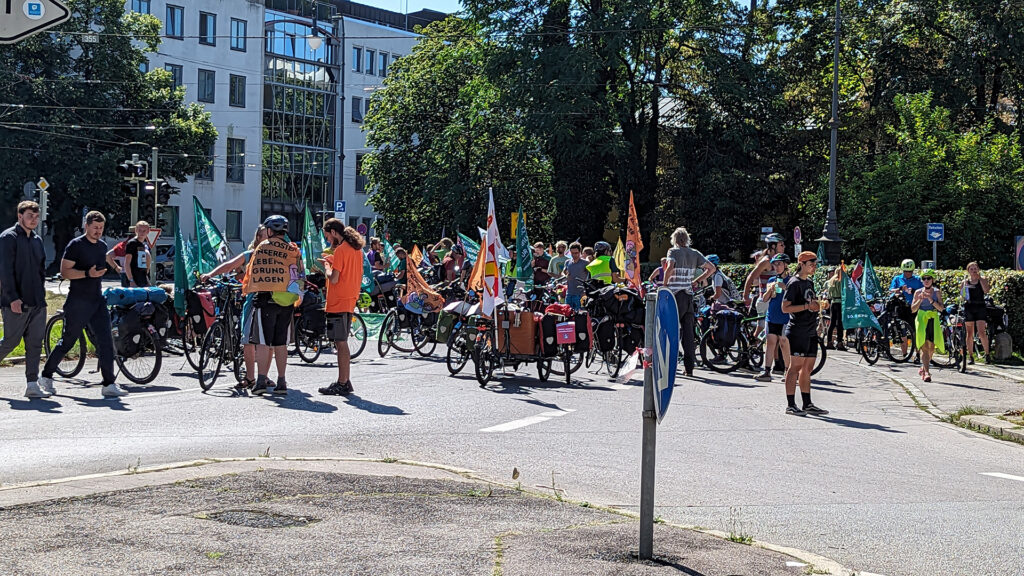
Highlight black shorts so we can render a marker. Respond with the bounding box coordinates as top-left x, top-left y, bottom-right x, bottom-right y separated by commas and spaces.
785, 326, 817, 357
326, 312, 352, 342
251, 298, 293, 347
964, 304, 987, 323
767, 322, 785, 337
